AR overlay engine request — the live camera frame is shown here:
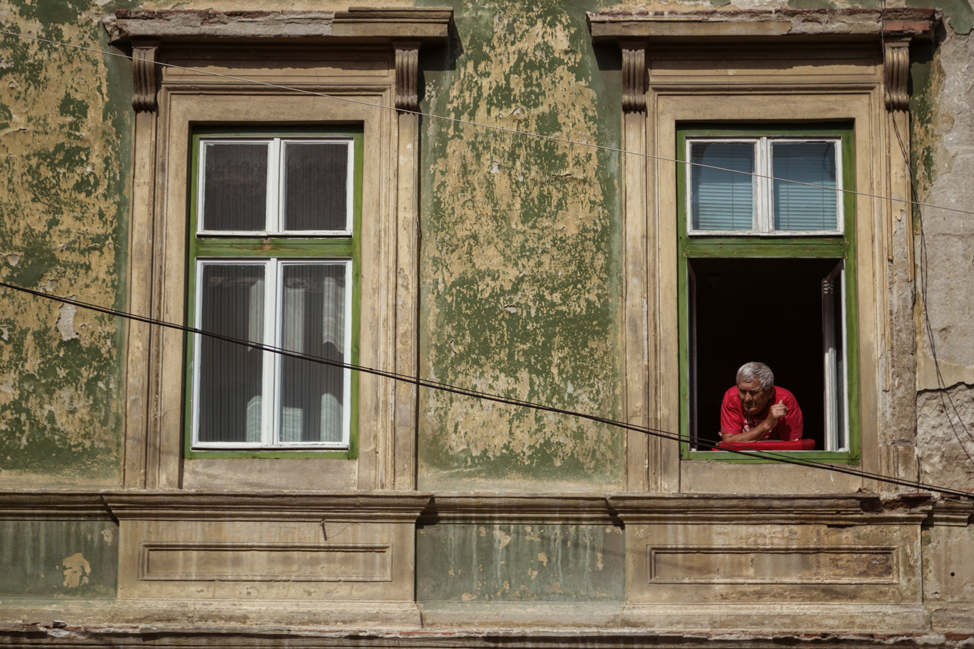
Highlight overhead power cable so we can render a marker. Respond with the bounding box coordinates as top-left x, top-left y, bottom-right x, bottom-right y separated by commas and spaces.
2, 27, 971, 490
2, 29, 974, 219
1, 279, 971, 500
